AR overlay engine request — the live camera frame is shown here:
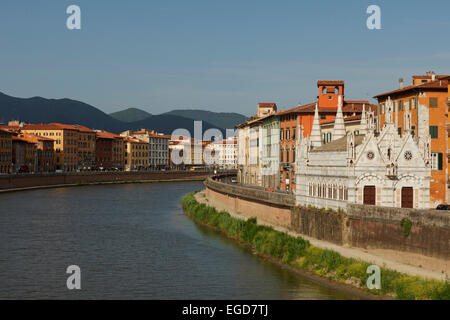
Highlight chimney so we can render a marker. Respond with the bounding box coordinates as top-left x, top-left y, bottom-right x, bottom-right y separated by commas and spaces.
426, 71, 436, 80
399, 78, 404, 89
